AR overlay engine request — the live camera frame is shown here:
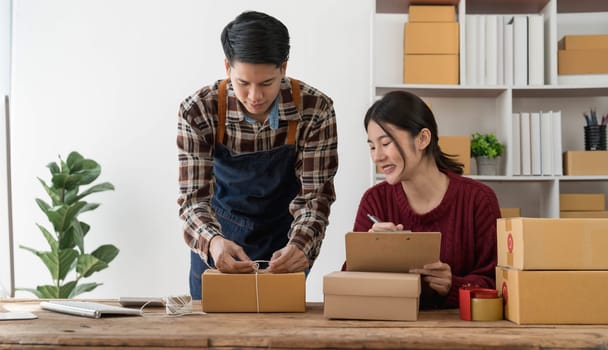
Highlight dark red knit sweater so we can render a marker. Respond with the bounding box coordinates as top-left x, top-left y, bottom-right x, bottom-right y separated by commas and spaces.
351, 171, 500, 309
